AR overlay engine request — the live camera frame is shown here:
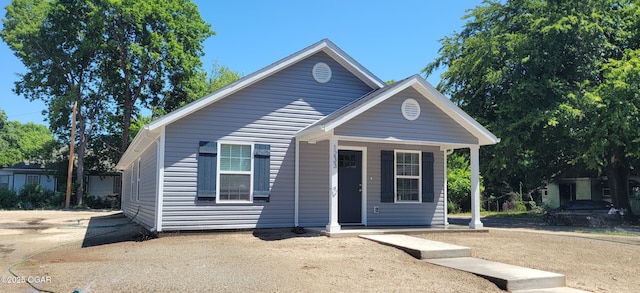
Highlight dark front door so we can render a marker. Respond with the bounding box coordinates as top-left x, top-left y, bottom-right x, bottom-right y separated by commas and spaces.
559, 182, 576, 206
338, 150, 362, 224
